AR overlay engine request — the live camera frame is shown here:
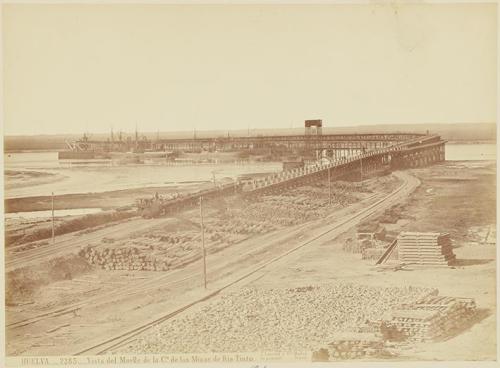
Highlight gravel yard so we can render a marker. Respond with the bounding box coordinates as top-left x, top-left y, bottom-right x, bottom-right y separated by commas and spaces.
119, 283, 434, 354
